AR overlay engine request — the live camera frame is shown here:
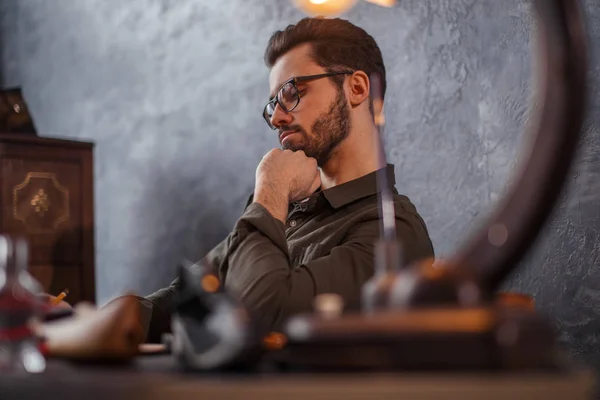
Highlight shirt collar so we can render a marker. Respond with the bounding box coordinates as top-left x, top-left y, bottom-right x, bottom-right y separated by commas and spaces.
321, 164, 397, 209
